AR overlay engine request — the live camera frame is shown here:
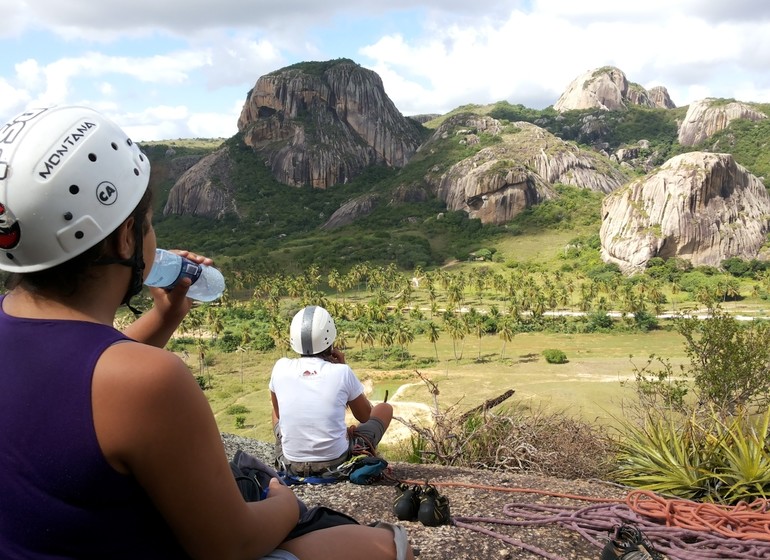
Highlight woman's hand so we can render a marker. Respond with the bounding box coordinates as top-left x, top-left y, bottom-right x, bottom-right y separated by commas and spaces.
264, 478, 301, 522
125, 250, 214, 347
148, 250, 215, 315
